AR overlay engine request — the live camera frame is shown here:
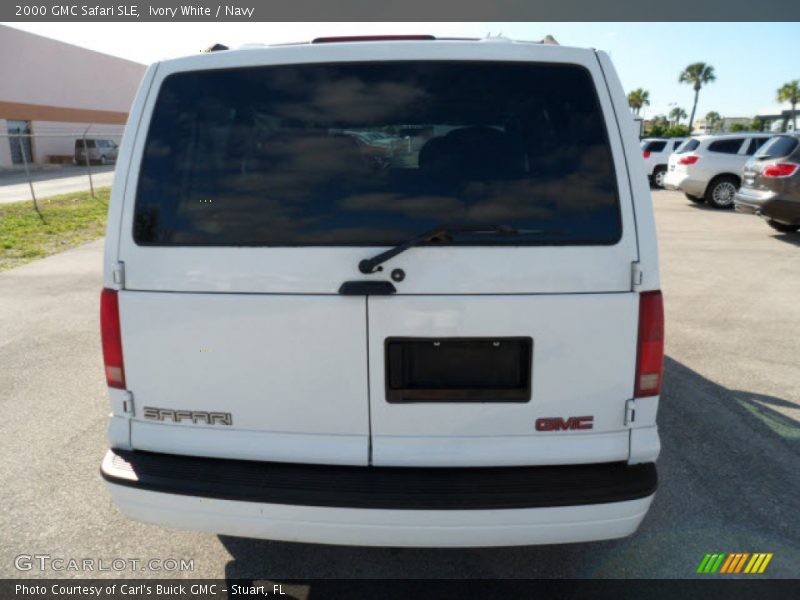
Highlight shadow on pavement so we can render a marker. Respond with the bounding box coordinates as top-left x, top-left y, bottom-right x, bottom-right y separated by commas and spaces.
770, 232, 800, 247
218, 356, 799, 580
684, 201, 741, 214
